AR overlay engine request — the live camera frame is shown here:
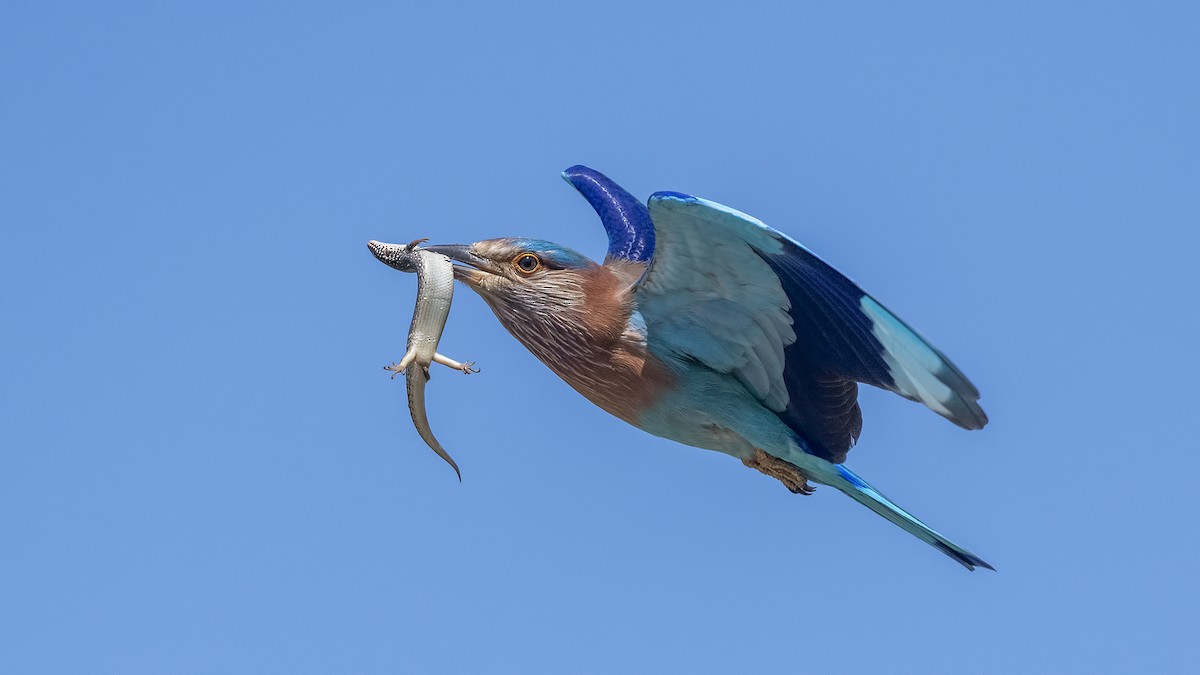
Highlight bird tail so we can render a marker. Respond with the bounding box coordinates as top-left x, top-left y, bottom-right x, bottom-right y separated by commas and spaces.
822, 464, 994, 571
